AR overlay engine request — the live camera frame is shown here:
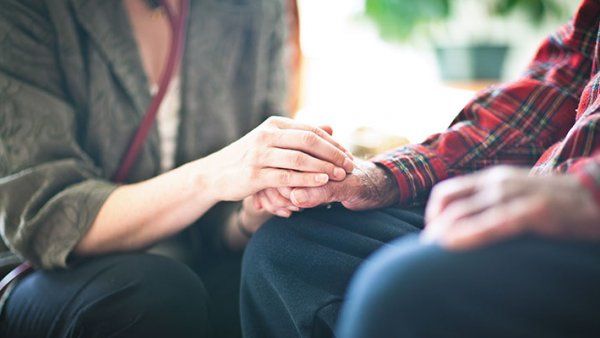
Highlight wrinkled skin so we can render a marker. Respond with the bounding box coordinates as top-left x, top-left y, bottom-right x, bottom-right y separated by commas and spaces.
422, 166, 600, 250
